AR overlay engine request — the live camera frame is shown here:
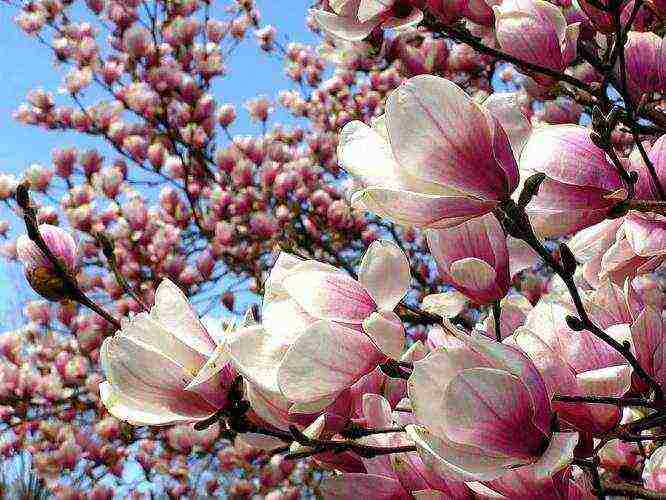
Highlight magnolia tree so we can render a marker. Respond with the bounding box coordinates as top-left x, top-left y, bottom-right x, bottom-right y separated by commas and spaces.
3, 0, 666, 497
